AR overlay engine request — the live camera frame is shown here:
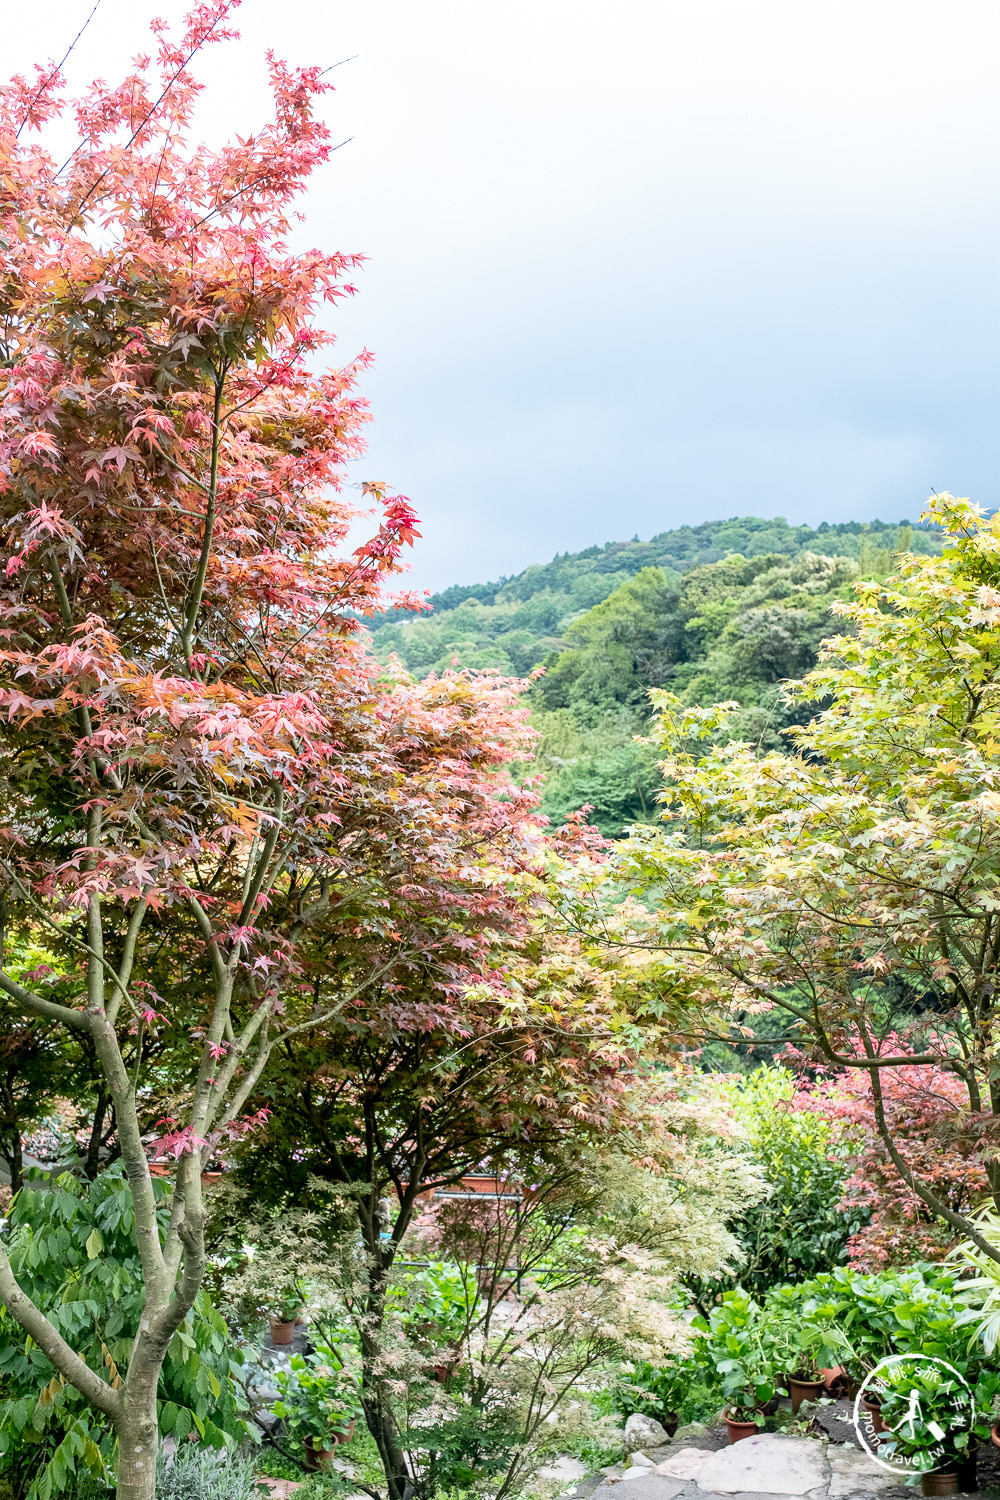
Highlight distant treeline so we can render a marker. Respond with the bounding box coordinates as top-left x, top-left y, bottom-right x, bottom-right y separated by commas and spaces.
370, 516, 942, 835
